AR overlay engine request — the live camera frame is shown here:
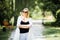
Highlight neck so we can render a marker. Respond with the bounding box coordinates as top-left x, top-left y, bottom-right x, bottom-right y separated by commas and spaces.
21, 16, 29, 18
